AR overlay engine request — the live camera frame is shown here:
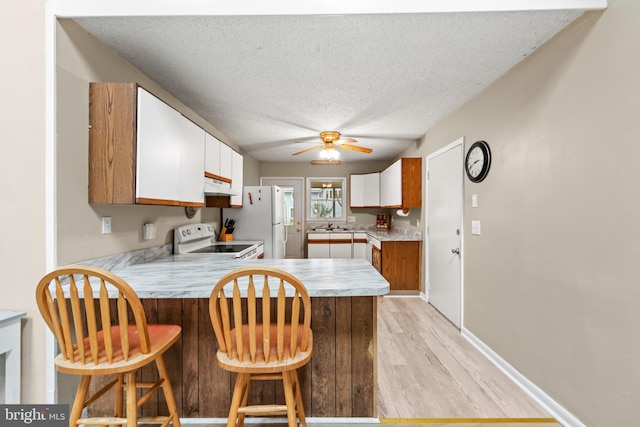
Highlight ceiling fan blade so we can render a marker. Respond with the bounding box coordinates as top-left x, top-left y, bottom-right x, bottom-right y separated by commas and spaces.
339, 144, 372, 153
292, 145, 322, 156
336, 137, 358, 144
